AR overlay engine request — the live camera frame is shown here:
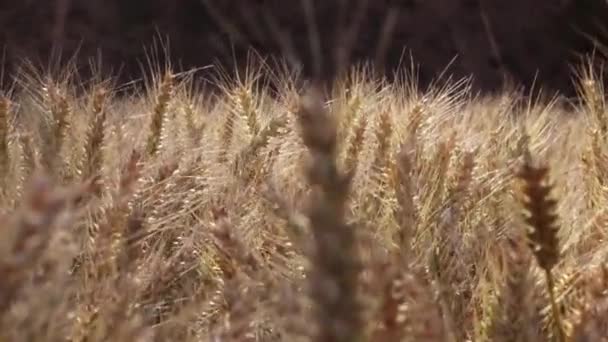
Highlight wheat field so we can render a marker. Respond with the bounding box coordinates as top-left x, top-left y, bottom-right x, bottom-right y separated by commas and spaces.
0, 52, 608, 342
